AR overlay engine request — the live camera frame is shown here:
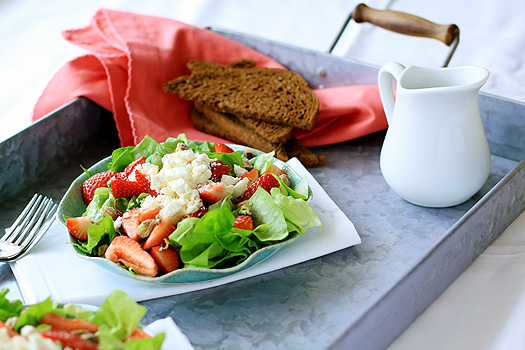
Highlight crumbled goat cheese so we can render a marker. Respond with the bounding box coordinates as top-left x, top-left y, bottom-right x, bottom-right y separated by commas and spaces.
233, 164, 248, 177
141, 150, 212, 217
